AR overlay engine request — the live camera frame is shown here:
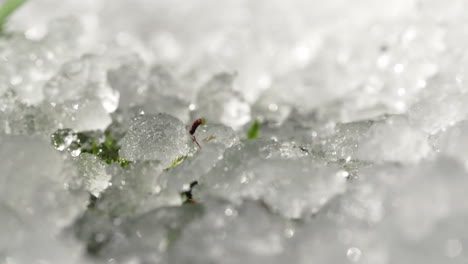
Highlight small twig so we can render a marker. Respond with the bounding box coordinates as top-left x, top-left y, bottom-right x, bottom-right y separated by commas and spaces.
191, 135, 201, 149
189, 118, 205, 150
